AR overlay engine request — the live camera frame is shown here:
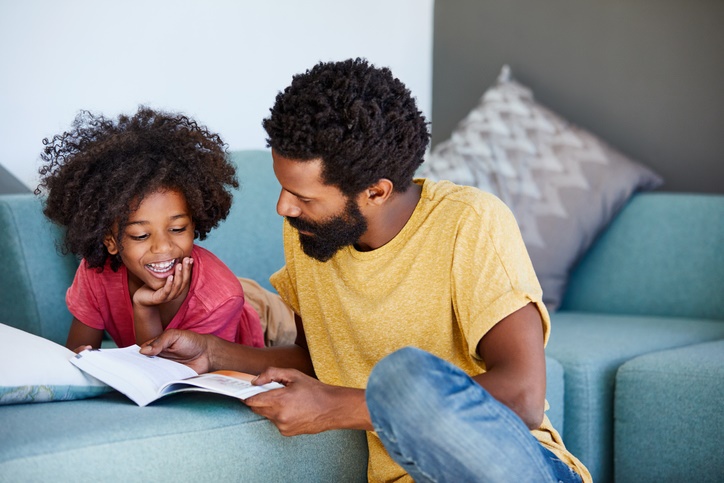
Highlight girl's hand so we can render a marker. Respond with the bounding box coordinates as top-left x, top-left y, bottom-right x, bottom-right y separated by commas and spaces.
132, 257, 193, 345
134, 257, 193, 307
